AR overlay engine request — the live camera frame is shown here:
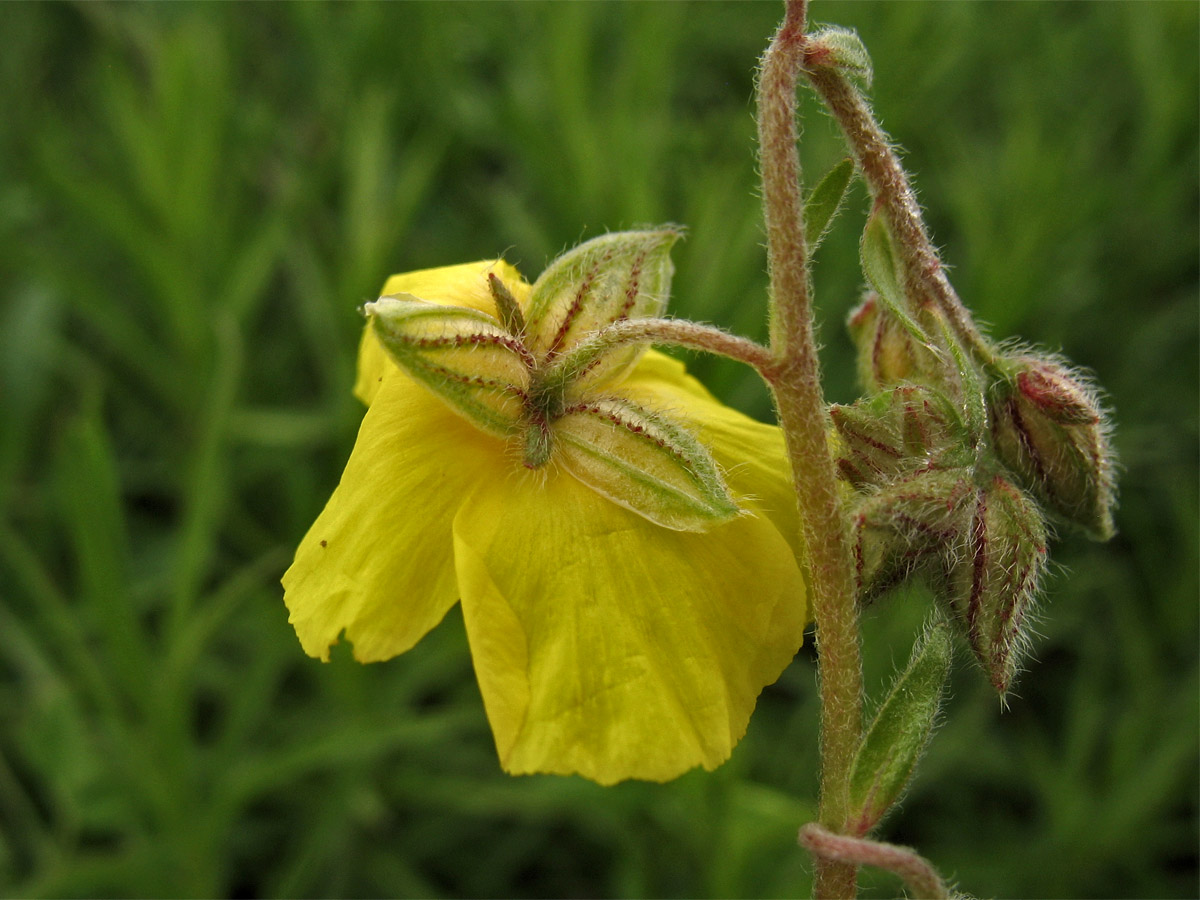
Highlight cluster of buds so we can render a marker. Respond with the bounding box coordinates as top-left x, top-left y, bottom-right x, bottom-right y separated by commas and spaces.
837, 268, 1115, 696
832, 386, 1048, 694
